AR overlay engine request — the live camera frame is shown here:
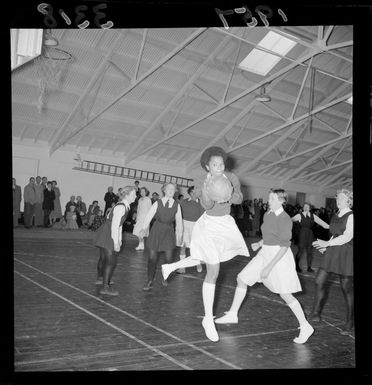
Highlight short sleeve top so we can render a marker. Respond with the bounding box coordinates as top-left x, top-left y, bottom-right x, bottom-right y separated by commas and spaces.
261, 209, 293, 247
